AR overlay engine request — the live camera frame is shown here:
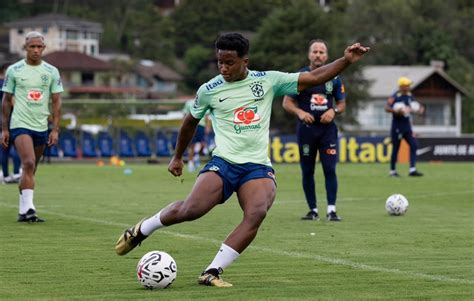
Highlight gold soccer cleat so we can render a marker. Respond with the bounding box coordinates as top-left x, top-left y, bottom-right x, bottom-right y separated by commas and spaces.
198, 269, 233, 288
115, 219, 147, 255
